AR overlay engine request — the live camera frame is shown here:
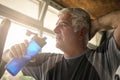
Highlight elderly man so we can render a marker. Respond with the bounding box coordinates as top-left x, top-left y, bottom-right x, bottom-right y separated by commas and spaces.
2, 8, 120, 80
